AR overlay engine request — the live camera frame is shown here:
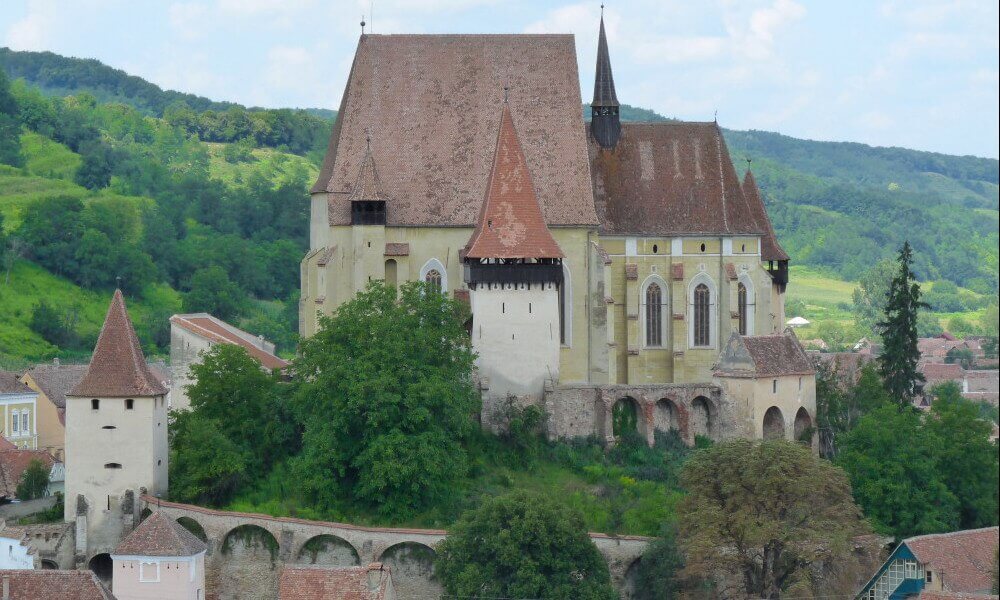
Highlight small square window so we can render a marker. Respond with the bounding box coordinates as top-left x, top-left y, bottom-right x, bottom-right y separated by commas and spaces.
126, 399, 134, 410
92, 399, 100, 410
926, 571, 933, 583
